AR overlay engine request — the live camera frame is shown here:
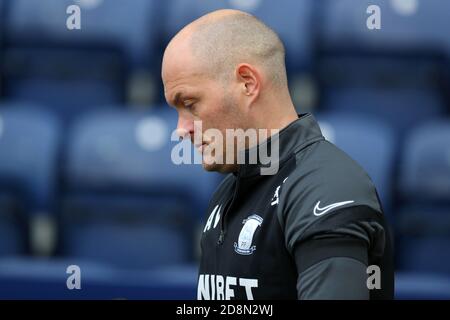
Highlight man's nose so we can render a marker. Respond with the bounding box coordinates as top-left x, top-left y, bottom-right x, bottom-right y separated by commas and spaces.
176, 116, 194, 140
